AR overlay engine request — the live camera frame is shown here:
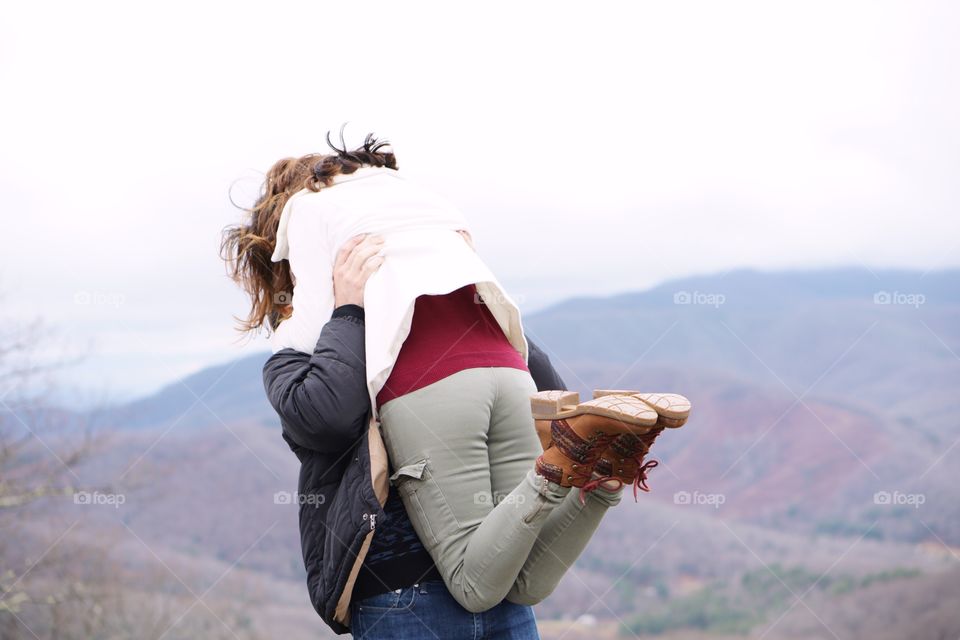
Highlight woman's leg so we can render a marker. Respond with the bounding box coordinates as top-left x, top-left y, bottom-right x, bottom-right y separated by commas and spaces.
378, 367, 570, 613
504, 484, 622, 605
487, 367, 624, 606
